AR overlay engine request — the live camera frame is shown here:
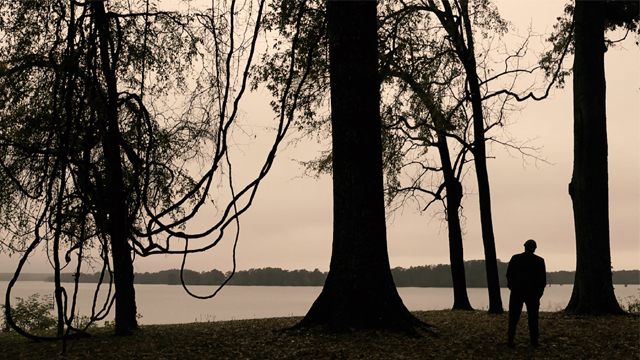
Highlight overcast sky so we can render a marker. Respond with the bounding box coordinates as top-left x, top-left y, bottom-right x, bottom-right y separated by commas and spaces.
1, 0, 638, 275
